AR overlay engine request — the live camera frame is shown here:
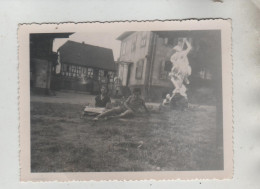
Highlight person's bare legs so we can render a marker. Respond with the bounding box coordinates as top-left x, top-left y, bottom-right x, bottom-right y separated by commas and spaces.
94, 107, 122, 120
114, 109, 134, 118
